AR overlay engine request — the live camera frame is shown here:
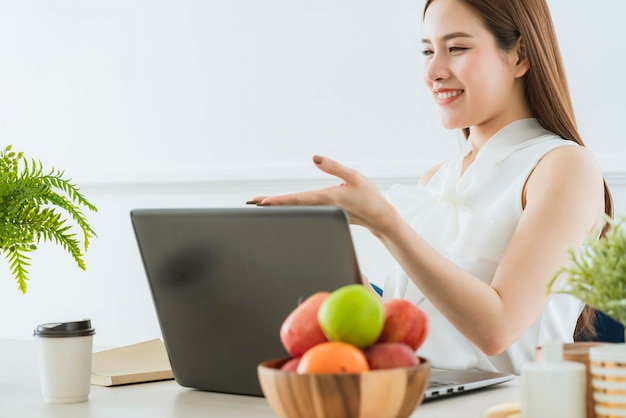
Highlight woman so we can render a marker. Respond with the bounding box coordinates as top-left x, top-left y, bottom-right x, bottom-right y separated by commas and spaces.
249, 0, 612, 374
